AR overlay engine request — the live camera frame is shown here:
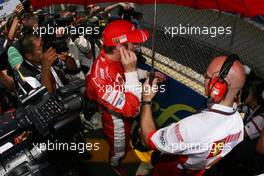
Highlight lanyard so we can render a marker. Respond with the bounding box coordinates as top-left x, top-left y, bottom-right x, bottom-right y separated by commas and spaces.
24, 60, 63, 88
